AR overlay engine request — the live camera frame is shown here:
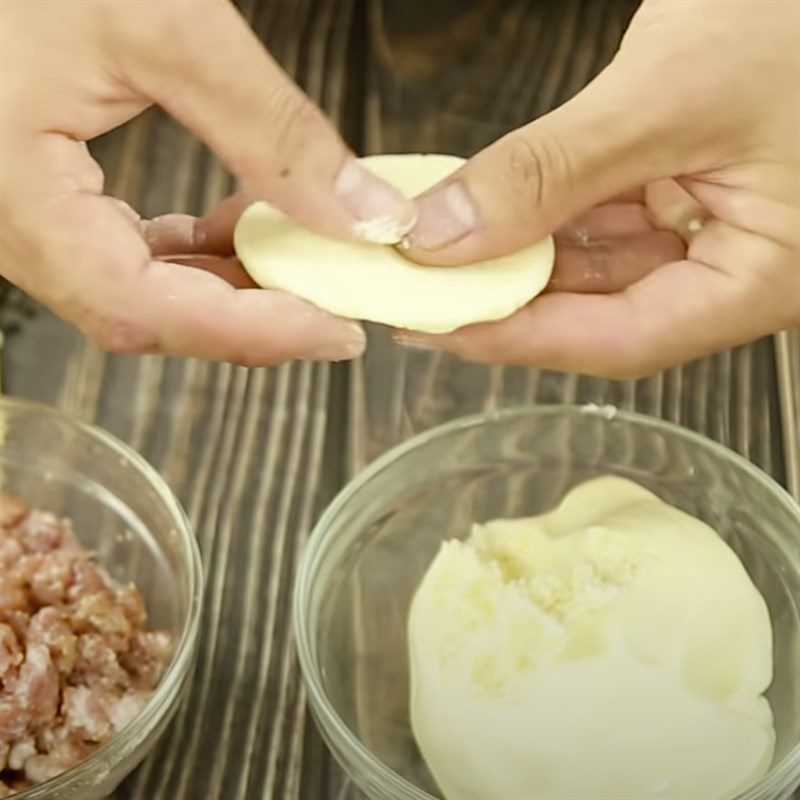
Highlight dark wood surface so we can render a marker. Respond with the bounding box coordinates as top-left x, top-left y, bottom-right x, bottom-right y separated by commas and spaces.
2, 1, 798, 799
